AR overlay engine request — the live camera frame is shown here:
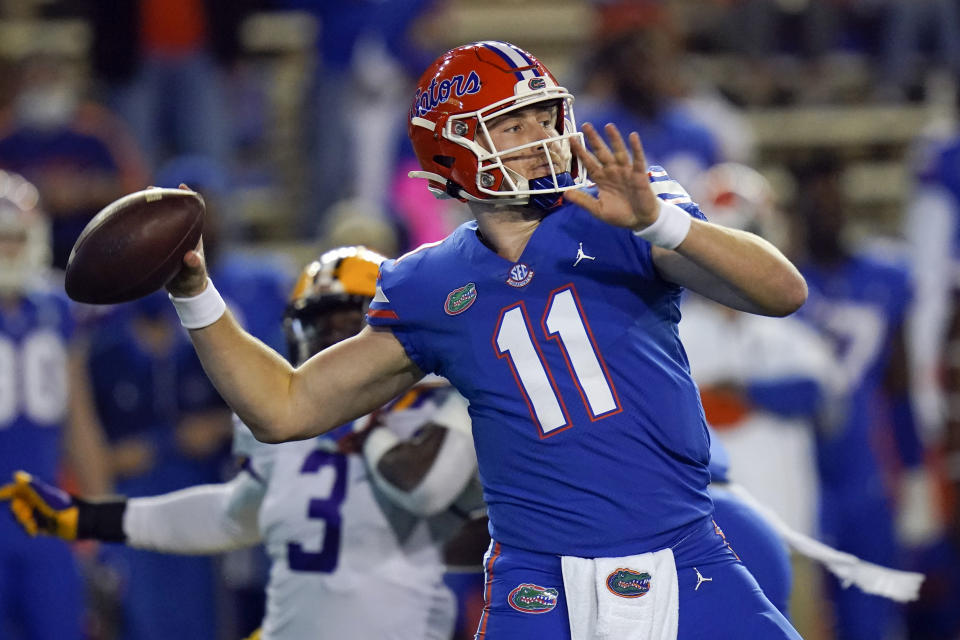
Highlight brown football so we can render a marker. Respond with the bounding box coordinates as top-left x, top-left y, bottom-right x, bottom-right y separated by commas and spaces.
65, 188, 205, 304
